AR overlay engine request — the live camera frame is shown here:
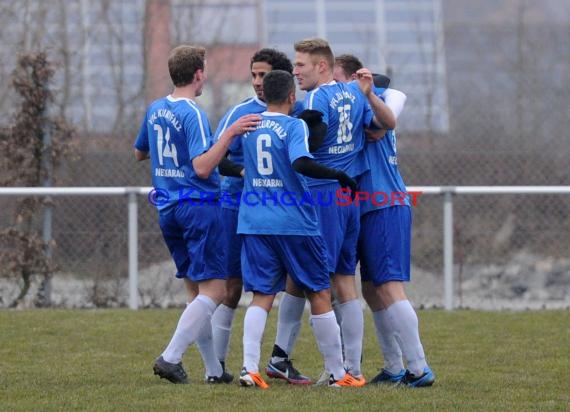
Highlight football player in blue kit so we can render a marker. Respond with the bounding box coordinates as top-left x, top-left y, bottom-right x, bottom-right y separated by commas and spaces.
334, 53, 435, 387
210, 48, 312, 383
269, 38, 396, 386
237, 70, 363, 389
134, 44, 260, 384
